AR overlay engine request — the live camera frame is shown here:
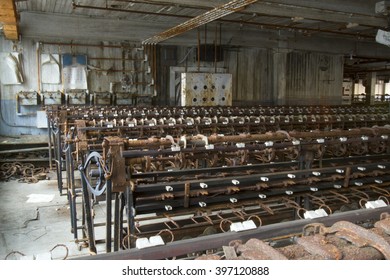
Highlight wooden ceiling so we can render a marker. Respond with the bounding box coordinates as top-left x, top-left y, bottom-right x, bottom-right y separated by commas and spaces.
0, 0, 19, 40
